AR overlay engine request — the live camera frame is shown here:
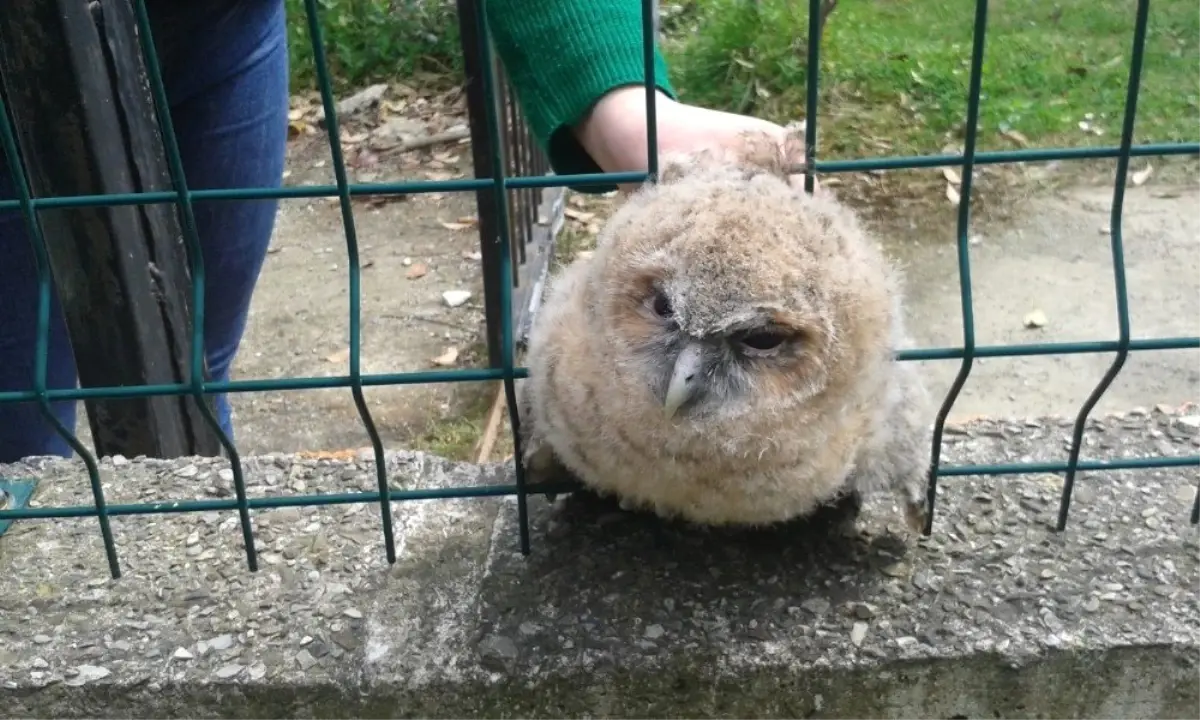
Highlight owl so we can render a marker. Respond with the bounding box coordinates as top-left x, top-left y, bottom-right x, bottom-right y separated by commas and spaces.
517, 135, 931, 533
